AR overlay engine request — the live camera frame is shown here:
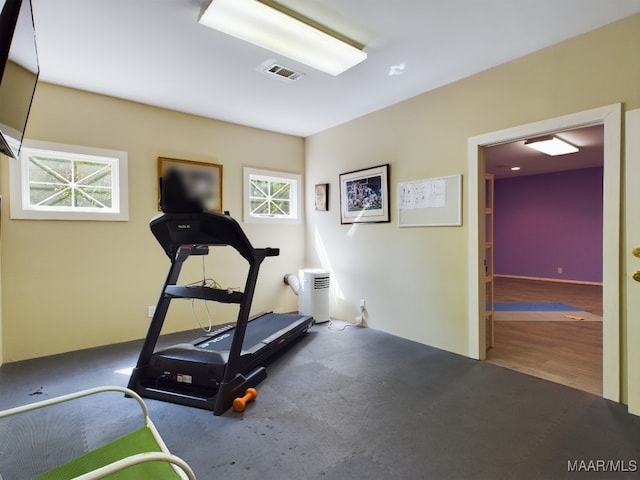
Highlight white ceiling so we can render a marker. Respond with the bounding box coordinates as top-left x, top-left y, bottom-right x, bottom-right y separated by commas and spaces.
485, 124, 605, 179
30, 0, 640, 141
